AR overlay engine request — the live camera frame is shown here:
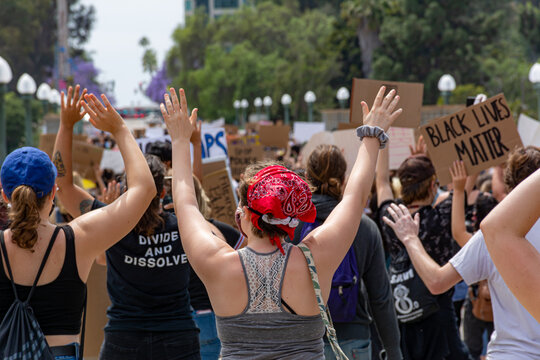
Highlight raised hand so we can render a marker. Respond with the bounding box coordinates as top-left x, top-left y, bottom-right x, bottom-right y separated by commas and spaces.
190, 119, 202, 145
160, 88, 198, 143
361, 86, 402, 132
409, 135, 427, 156
81, 94, 125, 135
382, 203, 420, 245
102, 180, 121, 204
61, 85, 87, 129
450, 160, 467, 193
